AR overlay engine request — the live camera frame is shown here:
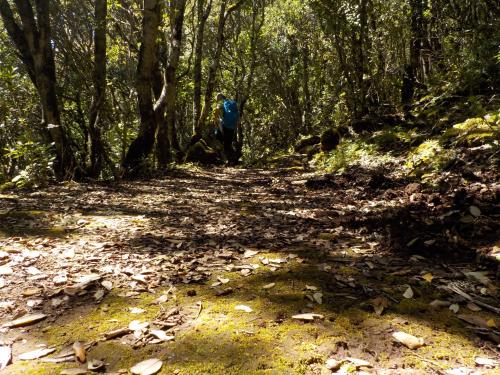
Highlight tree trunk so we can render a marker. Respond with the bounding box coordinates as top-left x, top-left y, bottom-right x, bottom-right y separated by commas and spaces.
156, 0, 187, 168
402, 0, 425, 106
192, 0, 212, 136
235, 0, 264, 158
88, 0, 107, 178
123, 0, 161, 174
302, 44, 312, 134
0, 0, 77, 180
